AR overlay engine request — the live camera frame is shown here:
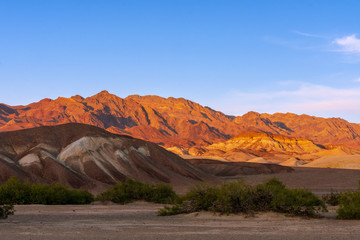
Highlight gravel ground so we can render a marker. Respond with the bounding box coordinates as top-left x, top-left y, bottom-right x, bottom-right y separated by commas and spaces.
1, 202, 360, 240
